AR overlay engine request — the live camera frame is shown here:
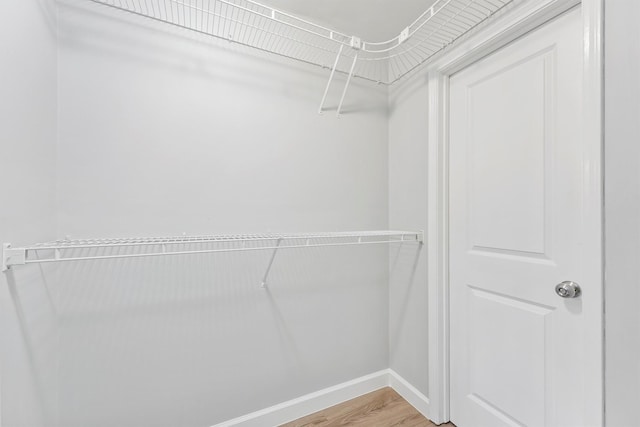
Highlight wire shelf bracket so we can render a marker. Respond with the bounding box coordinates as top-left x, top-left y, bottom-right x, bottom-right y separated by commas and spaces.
260, 237, 282, 288
318, 44, 345, 115
2, 230, 424, 273
2, 244, 26, 272
318, 41, 360, 117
